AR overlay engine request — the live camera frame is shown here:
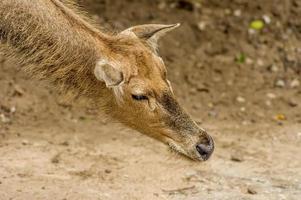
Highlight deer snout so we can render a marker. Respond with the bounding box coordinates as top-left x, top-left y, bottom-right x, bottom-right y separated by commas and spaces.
196, 134, 214, 161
